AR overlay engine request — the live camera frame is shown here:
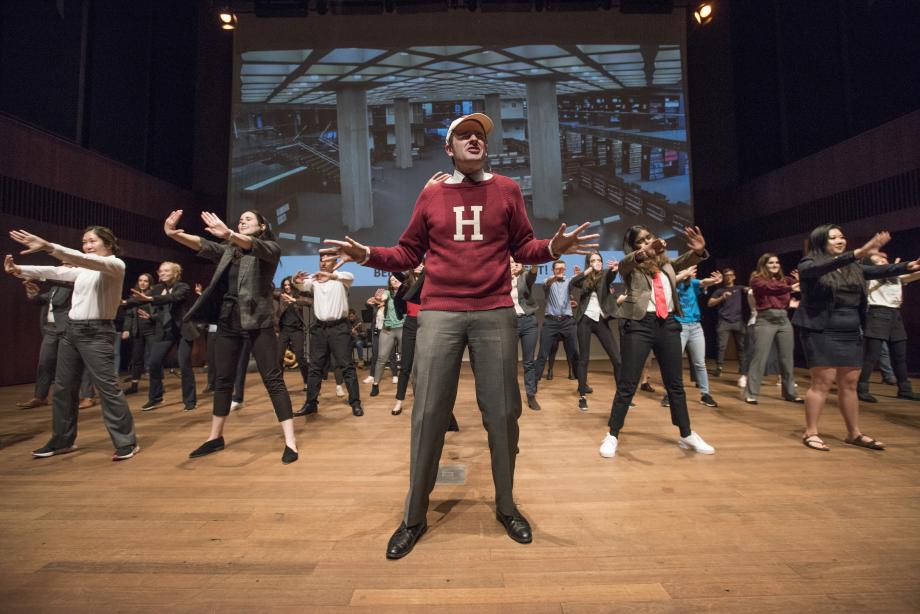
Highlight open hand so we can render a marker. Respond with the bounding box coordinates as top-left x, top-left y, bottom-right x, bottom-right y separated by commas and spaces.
320, 236, 368, 270
425, 172, 450, 190
130, 288, 153, 302
201, 212, 231, 240
855, 231, 890, 260
685, 226, 706, 254
550, 222, 600, 256
9, 229, 52, 255
164, 210, 185, 237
